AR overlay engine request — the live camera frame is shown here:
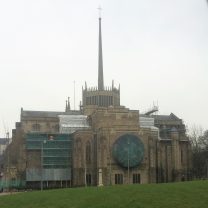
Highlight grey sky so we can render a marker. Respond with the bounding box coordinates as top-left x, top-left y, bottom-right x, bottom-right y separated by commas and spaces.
0, 0, 208, 137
